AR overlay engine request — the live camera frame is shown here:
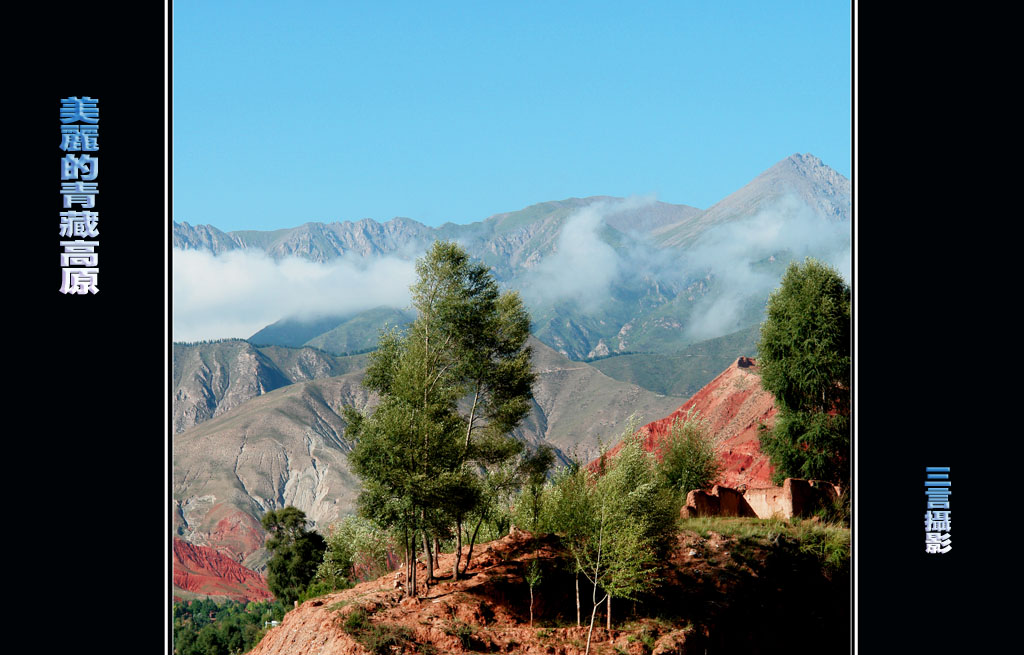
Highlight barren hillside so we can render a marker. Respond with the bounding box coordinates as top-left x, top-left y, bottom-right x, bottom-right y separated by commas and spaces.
248, 527, 847, 655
